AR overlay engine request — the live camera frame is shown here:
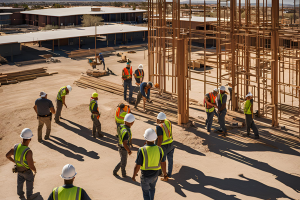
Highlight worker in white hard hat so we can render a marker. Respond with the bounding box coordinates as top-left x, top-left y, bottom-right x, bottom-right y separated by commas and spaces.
113, 113, 135, 177
204, 89, 219, 133
244, 92, 259, 139
48, 164, 91, 200
55, 85, 72, 123
89, 92, 103, 138
33, 91, 56, 142
156, 112, 174, 178
134, 64, 145, 87
217, 86, 228, 136
134, 81, 153, 112
132, 128, 168, 200
6, 128, 39, 200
